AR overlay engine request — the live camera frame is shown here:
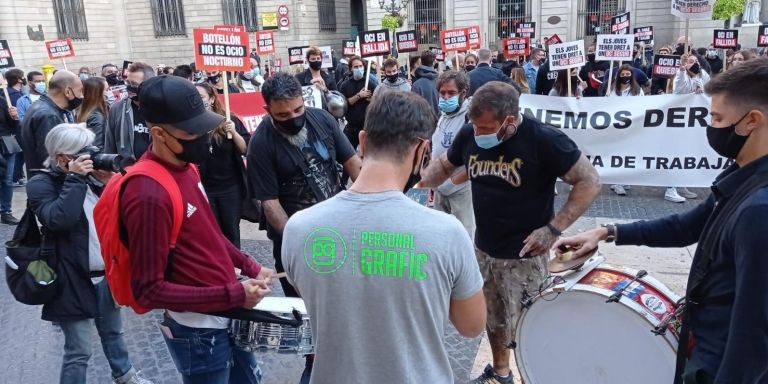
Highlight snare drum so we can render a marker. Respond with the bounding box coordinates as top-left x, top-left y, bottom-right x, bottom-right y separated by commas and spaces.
515, 257, 681, 384
230, 297, 313, 354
